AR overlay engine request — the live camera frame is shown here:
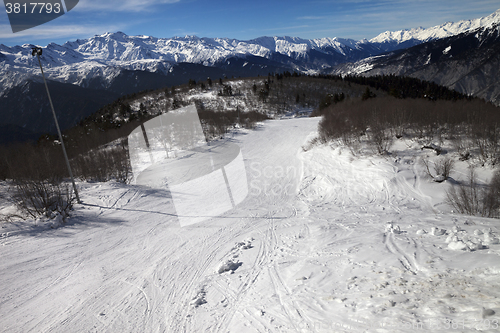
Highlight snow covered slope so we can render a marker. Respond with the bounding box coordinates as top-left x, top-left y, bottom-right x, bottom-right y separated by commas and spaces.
1, 118, 499, 332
